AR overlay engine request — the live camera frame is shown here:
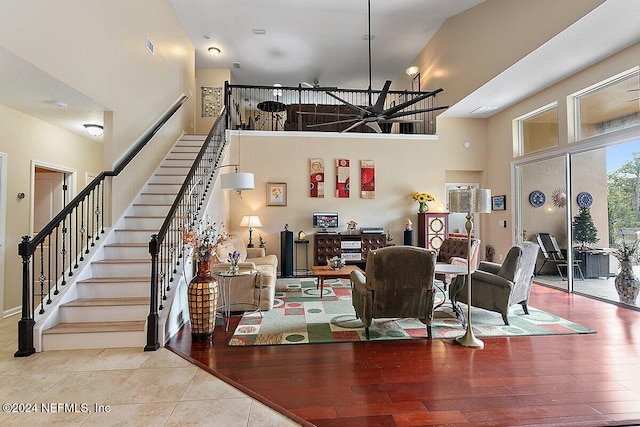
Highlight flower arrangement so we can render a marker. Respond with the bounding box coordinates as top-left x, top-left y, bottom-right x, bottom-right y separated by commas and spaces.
411, 192, 435, 213
228, 250, 240, 271
182, 217, 226, 262
613, 239, 639, 263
